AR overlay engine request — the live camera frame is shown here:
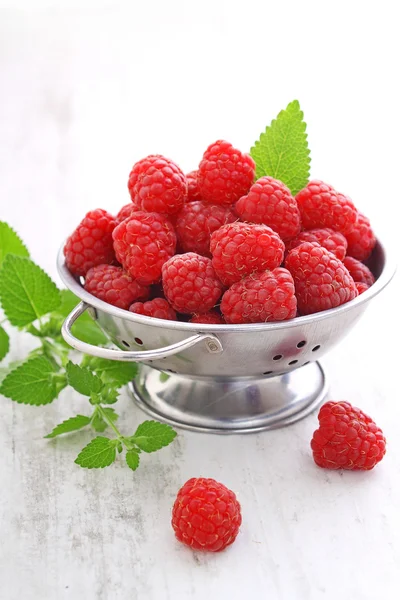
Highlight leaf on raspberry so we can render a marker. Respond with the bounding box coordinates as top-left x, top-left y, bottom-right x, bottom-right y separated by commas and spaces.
130, 420, 177, 452
0, 255, 61, 326
0, 221, 30, 267
250, 99, 310, 195
66, 361, 103, 396
126, 449, 140, 471
45, 415, 92, 438
75, 436, 116, 469
0, 356, 67, 405
0, 325, 10, 361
